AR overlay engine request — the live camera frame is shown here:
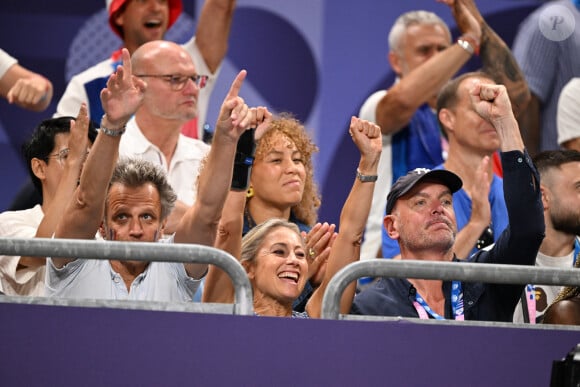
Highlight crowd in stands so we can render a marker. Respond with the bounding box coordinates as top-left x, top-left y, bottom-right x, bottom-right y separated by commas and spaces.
2, 0, 580, 326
